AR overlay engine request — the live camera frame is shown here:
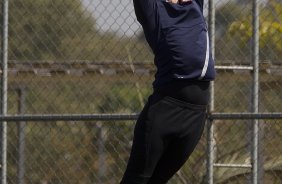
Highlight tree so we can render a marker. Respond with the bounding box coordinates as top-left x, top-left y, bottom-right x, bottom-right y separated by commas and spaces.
228, 0, 282, 62
6, 0, 152, 62
8, 0, 96, 60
